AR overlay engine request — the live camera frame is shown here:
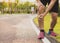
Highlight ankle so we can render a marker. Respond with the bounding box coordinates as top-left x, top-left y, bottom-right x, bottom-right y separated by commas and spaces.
49, 29, 53, 32
40, 30, 45, 32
